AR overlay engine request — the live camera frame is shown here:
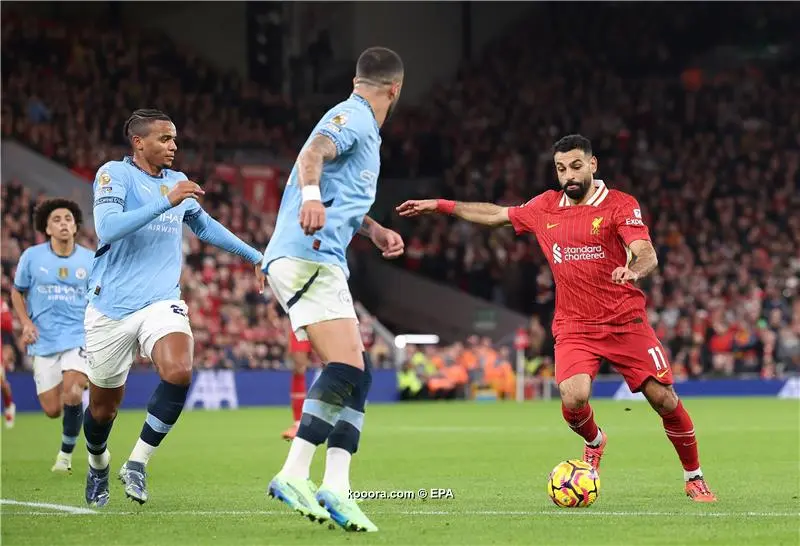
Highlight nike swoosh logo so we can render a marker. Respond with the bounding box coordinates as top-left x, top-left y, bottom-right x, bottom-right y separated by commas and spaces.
547, 223, 559, 229
140, 184, 152, 194
657, 369, 669, 378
